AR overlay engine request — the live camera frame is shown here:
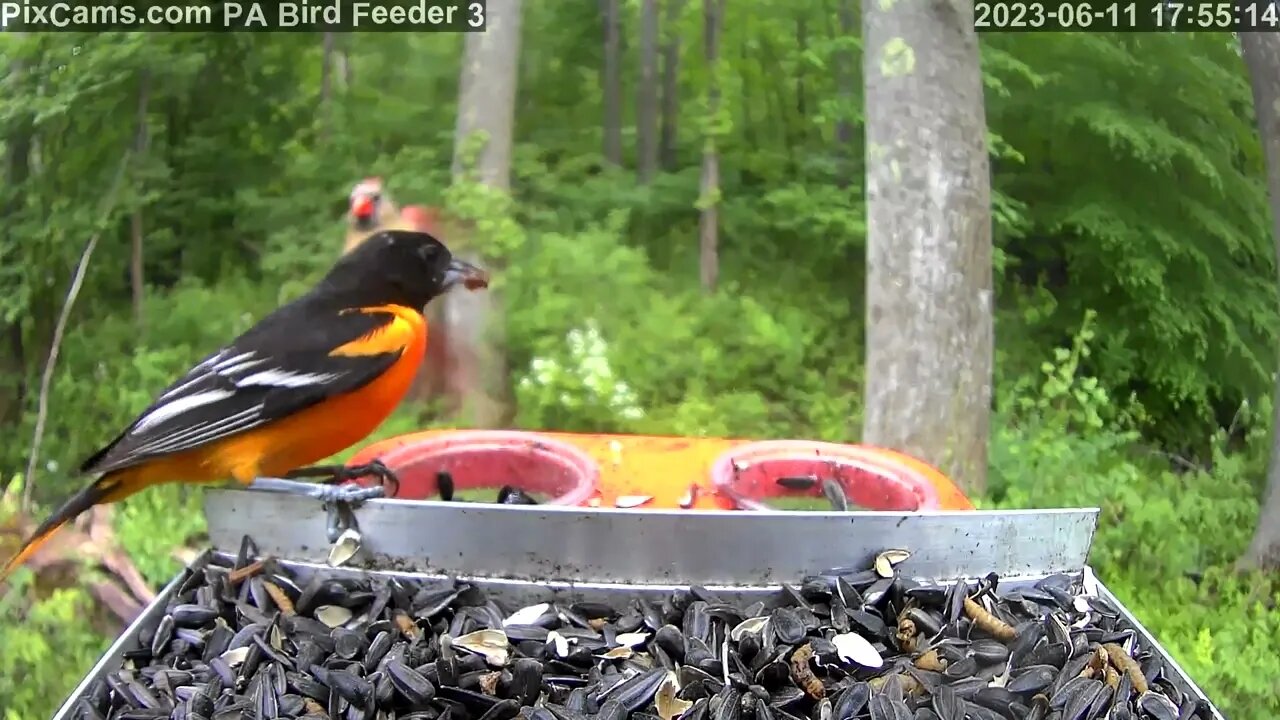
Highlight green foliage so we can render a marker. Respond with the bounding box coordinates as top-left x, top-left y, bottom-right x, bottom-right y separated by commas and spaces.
7, 276, 277, 496
984, 33, 1275, 450
0, 581, 106, 718
988, 319, 1280, 718
114, 484, 207, 587
515, 319, 646, 431
0, 480, 111, 718
502, 218, 860, 441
